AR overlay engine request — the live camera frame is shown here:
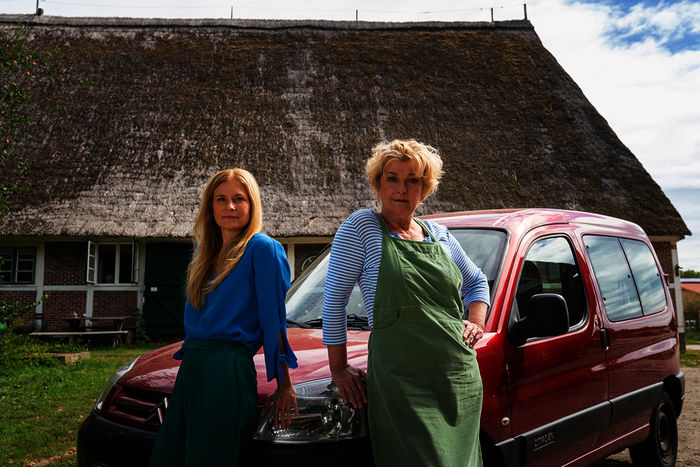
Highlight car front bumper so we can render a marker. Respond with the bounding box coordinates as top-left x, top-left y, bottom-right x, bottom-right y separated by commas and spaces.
78, 410, 374, 467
